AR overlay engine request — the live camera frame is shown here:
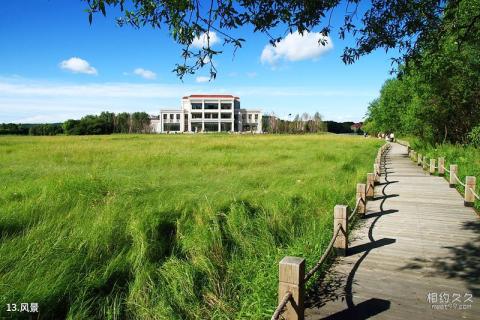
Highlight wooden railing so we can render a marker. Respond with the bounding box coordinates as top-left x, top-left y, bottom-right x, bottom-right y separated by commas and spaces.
407, 147, 479, 207
270, 143, 390, 320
